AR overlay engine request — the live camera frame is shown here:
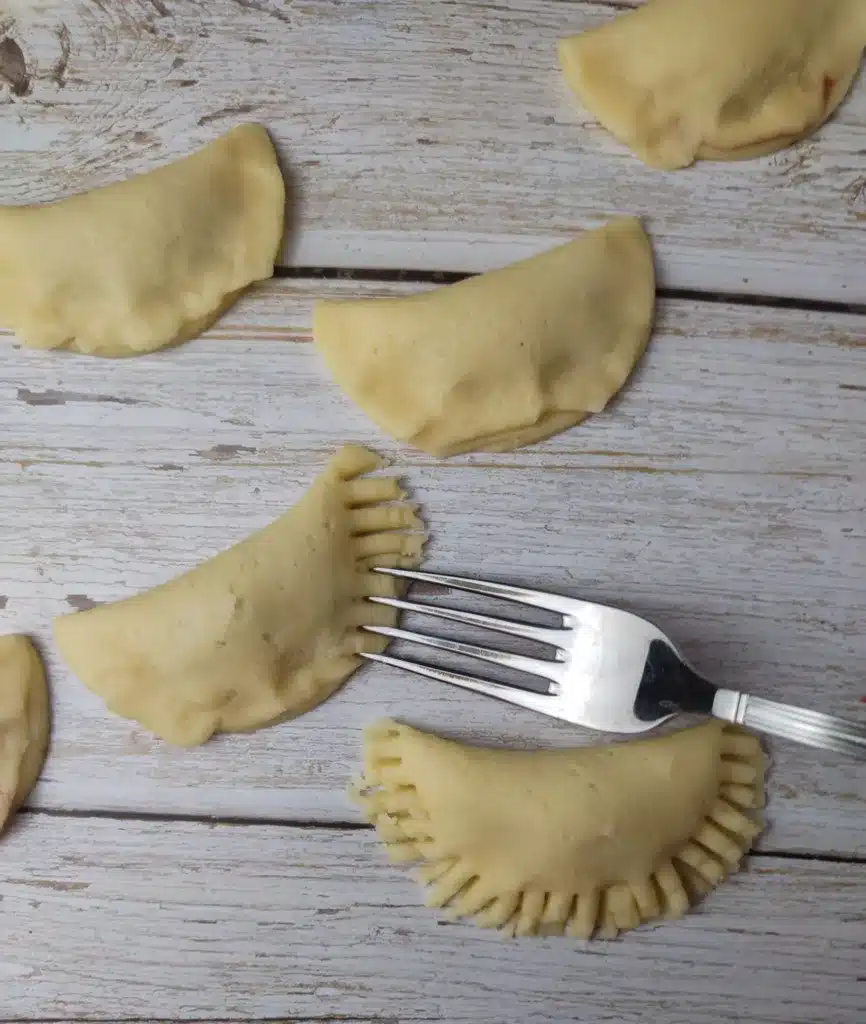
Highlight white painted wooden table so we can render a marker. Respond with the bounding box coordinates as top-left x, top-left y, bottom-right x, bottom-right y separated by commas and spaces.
1, 2, 865, 1021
